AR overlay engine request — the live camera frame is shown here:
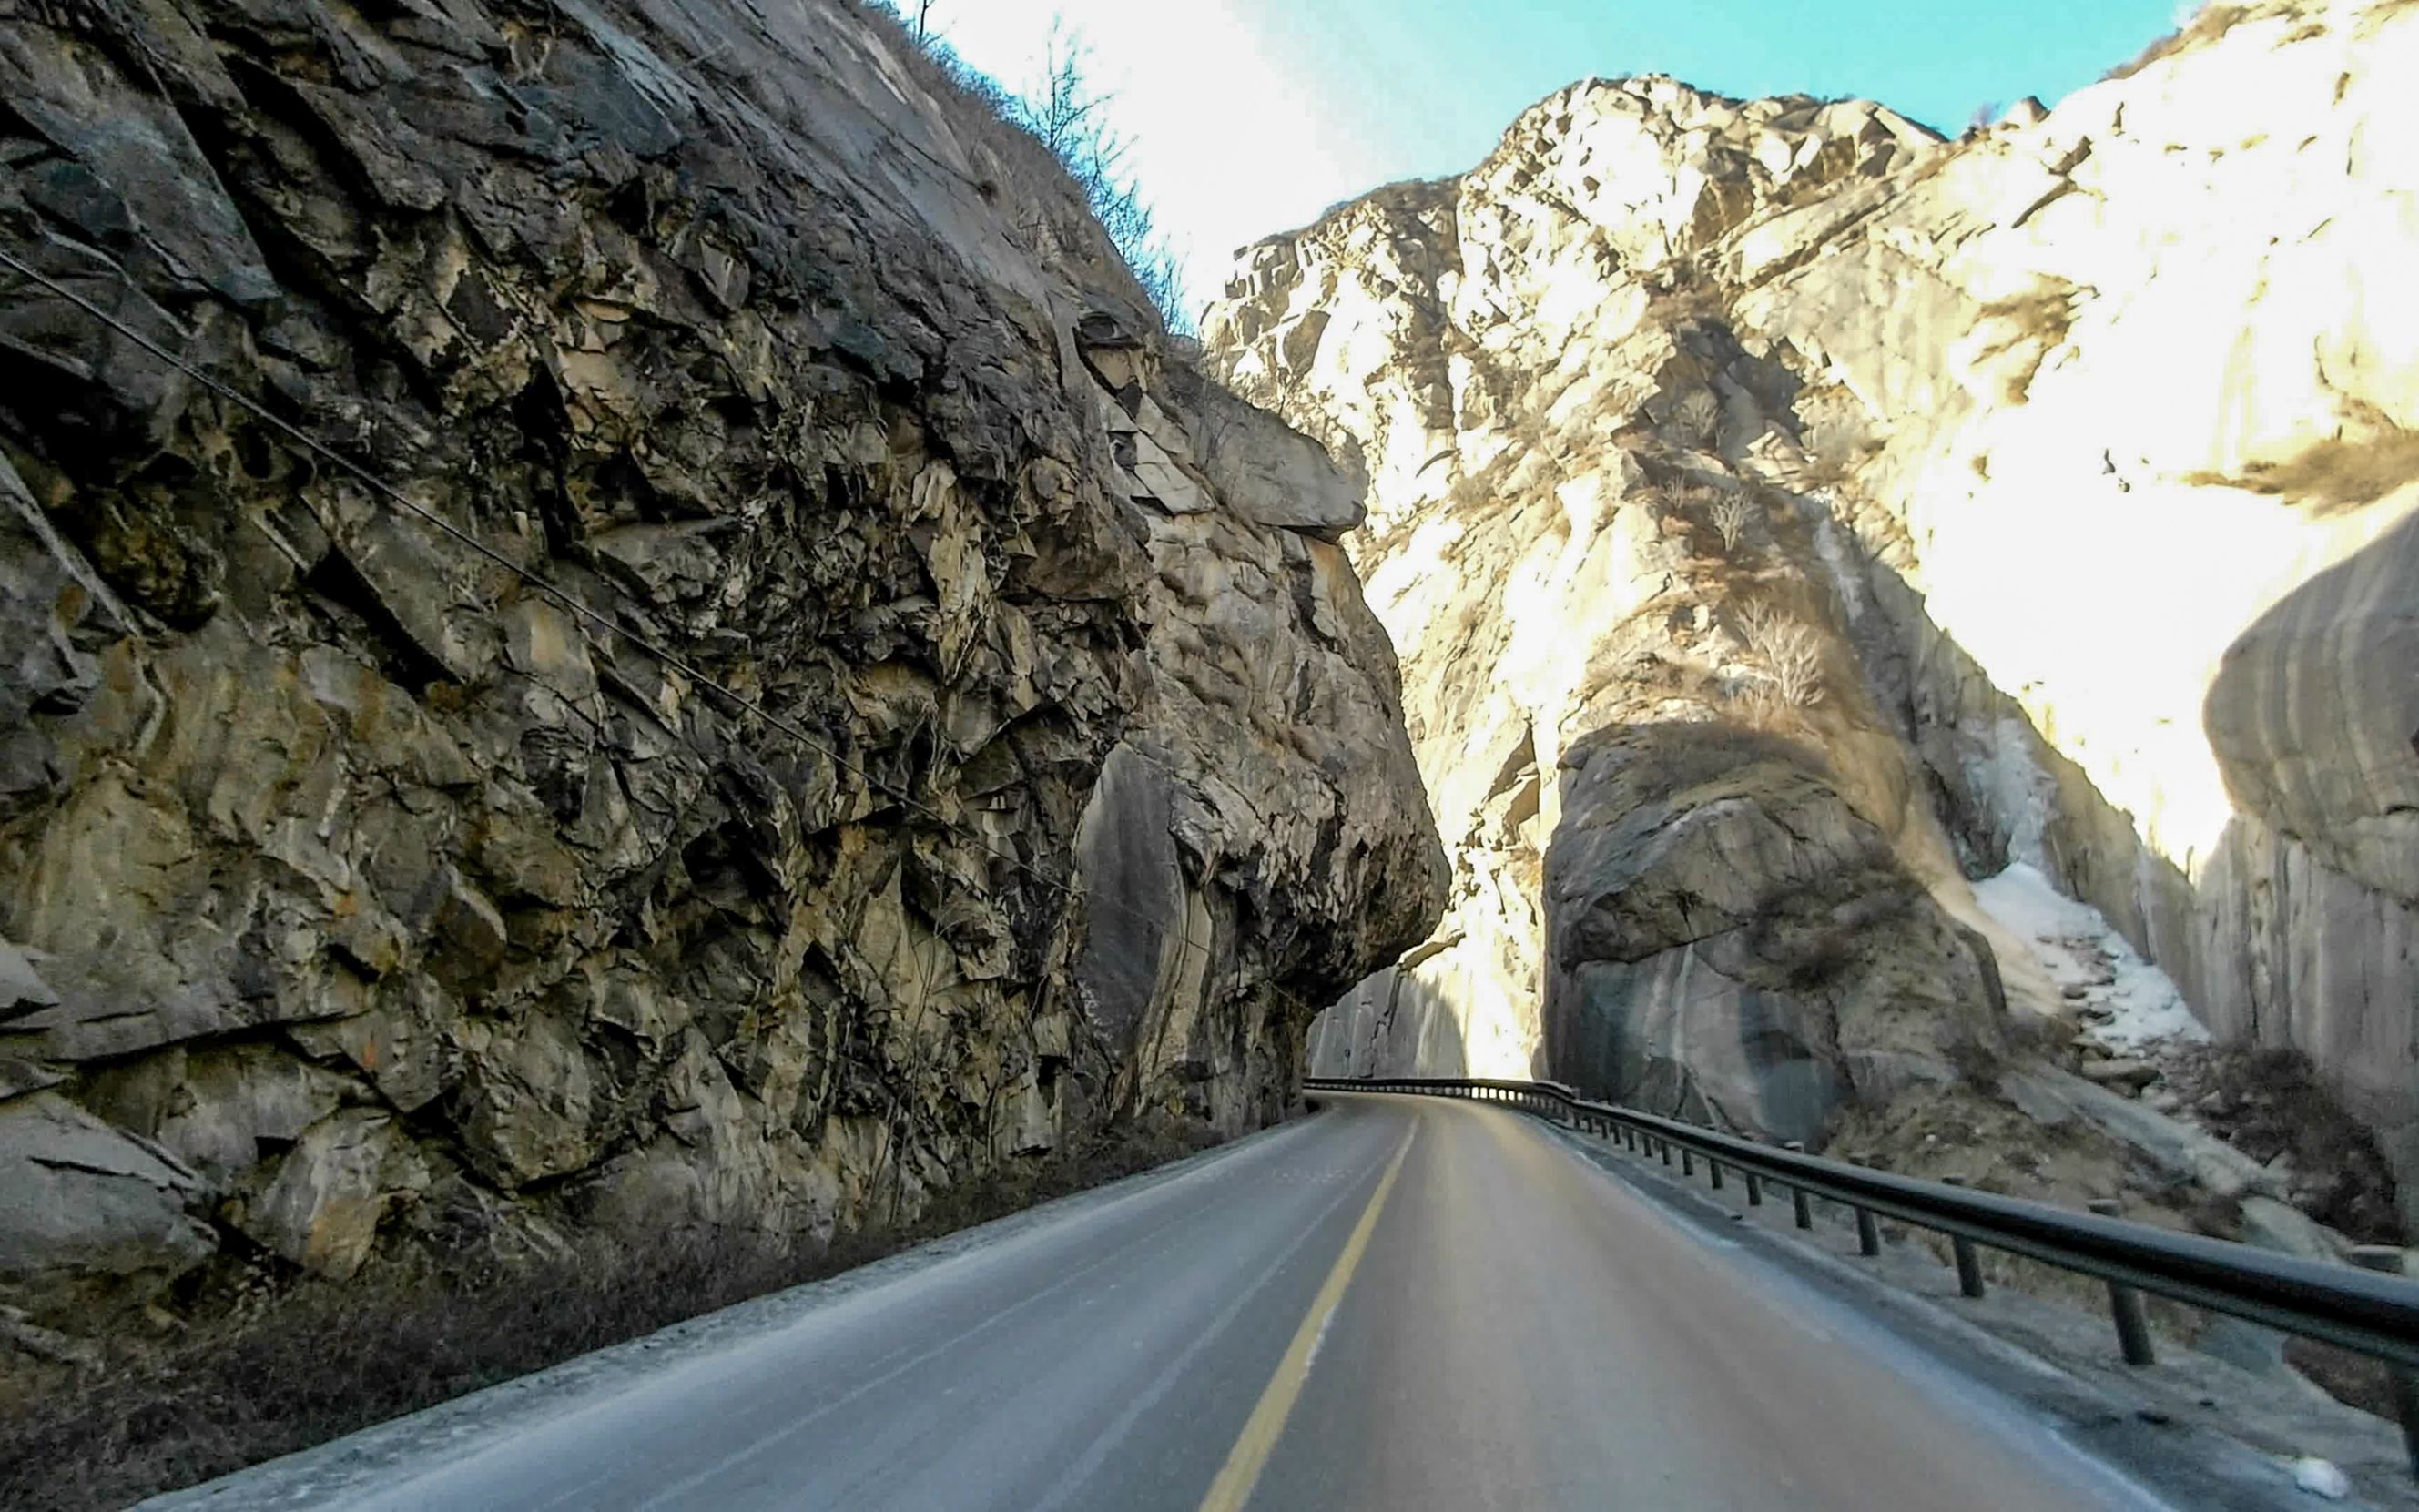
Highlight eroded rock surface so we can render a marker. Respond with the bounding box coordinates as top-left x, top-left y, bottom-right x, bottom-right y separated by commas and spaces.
1216, 0, 2418, 1219
1232, 81, 2007, 1141
0, 0, 1442, 1316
